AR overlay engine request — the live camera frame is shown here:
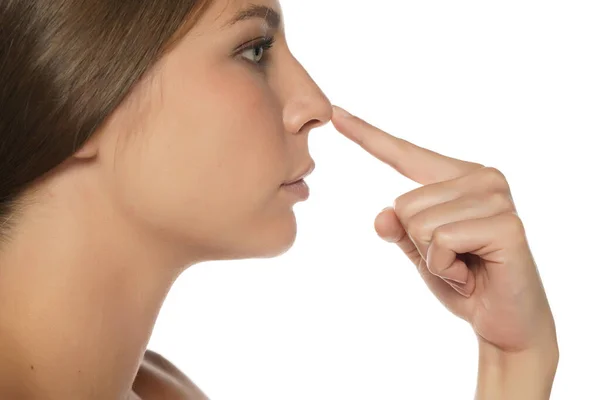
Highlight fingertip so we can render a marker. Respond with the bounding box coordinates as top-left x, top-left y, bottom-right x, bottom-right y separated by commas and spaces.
330, 106, 354, 139
379, 206, 394, 214
435, 258, 469, 285
374, 207, 403, 242
332, 105, 353, 119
